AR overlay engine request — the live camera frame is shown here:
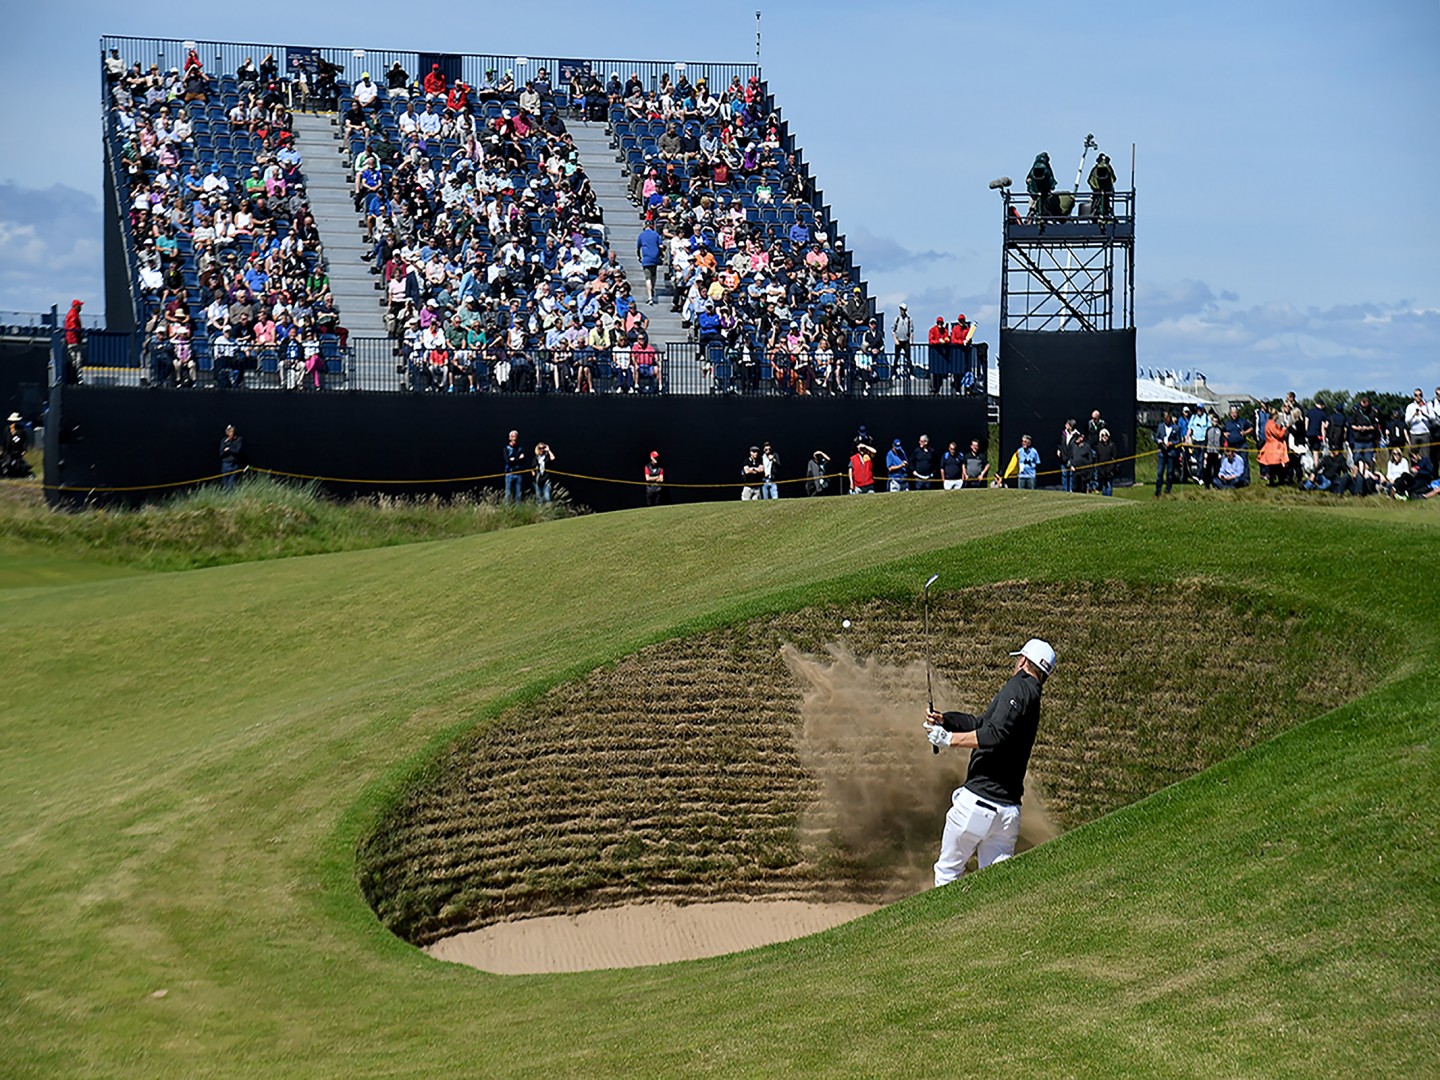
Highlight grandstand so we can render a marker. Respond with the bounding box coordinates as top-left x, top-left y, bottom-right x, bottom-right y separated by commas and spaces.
97, 36, 985, 398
